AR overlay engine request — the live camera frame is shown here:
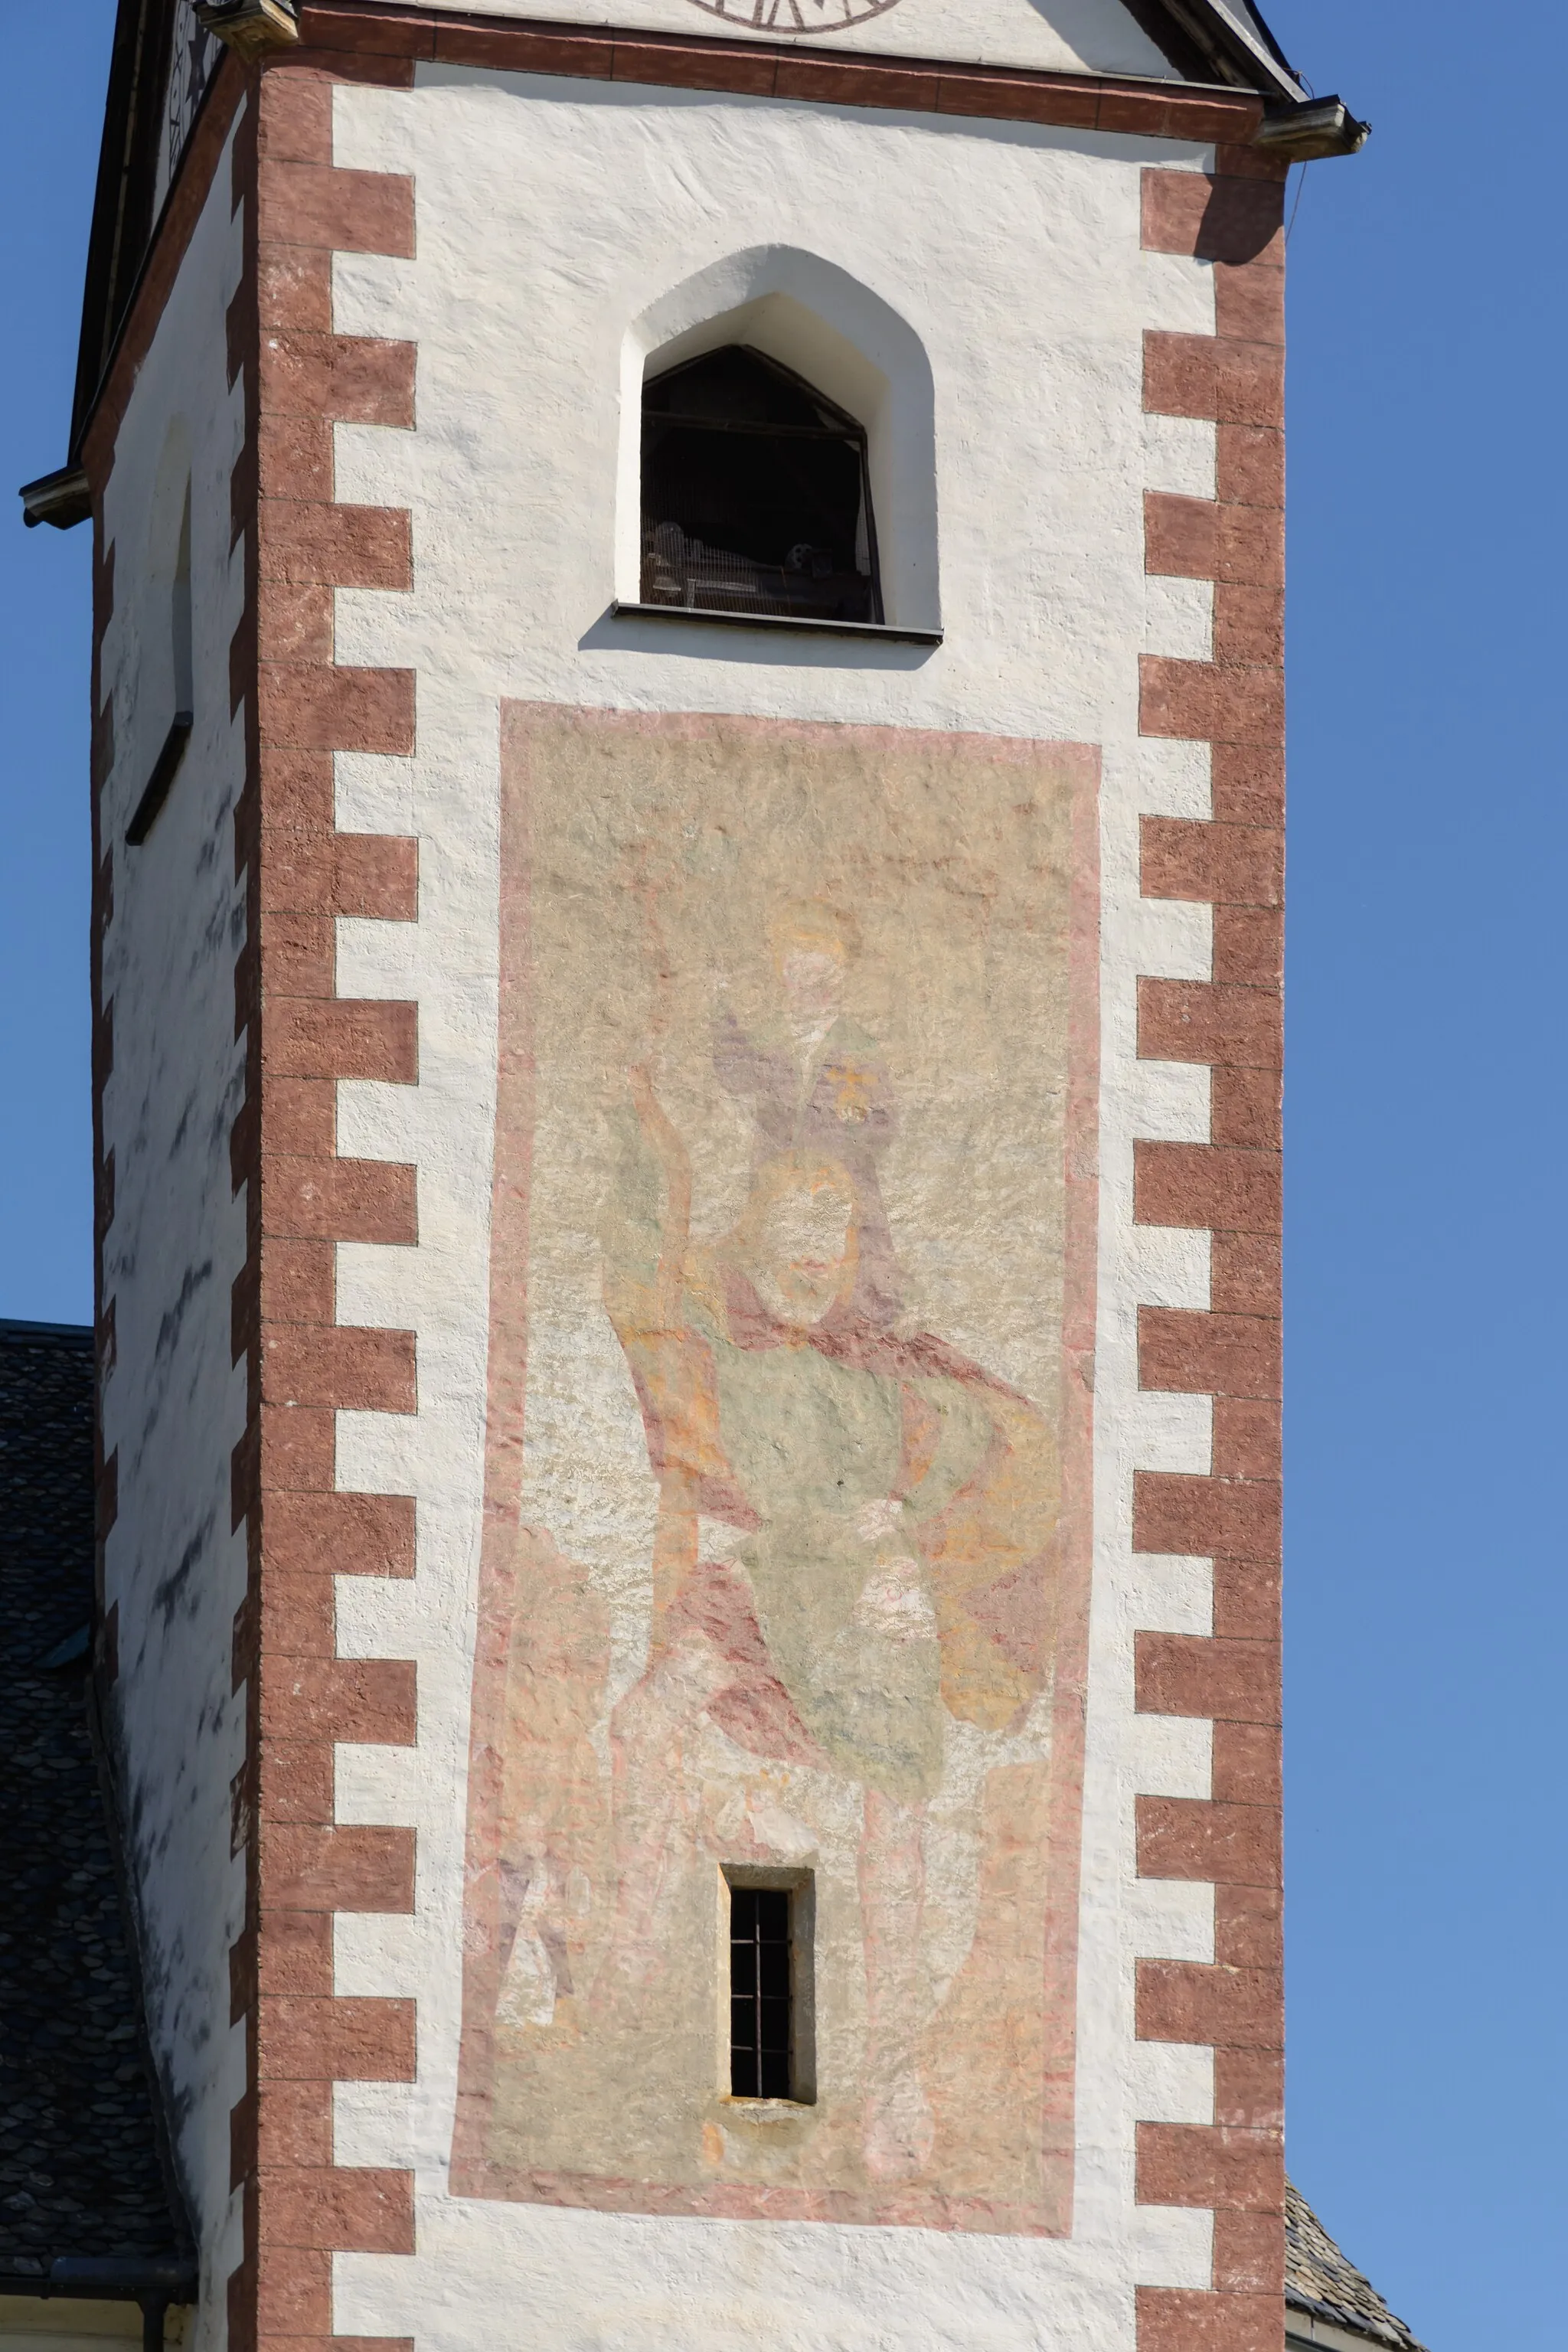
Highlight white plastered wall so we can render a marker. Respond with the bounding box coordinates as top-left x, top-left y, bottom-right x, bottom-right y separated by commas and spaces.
322, 69, 1222, 2351
94, 108, 253, 2352
411, 0, 1177, 77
